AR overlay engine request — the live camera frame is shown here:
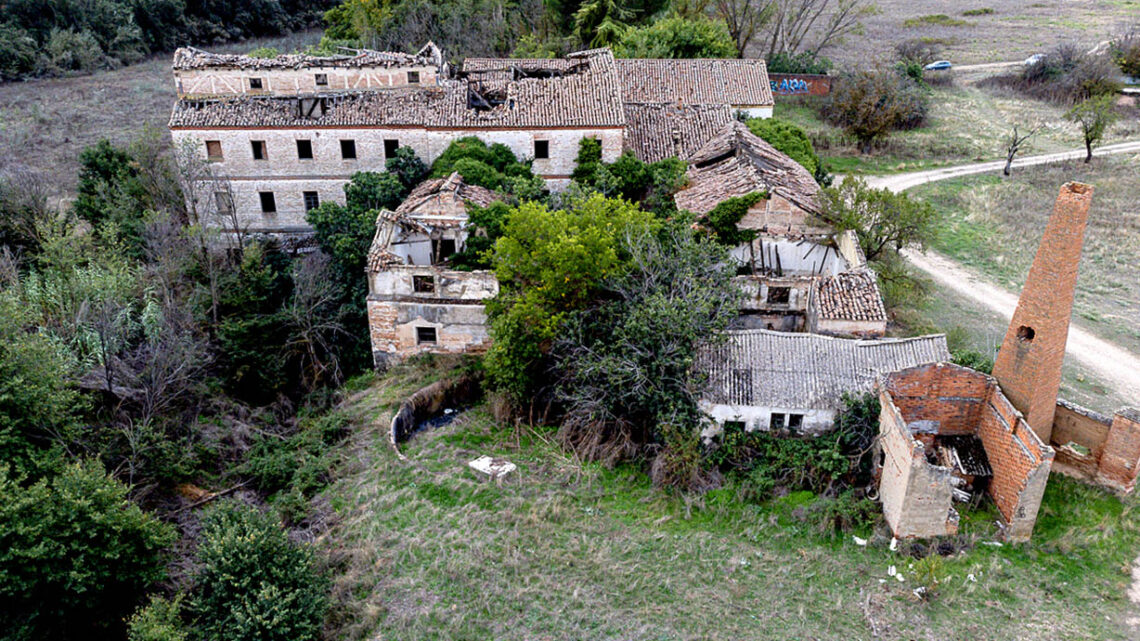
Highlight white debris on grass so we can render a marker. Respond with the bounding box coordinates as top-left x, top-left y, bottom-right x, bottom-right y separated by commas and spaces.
981, 541, 1003, 547
853, 535, 868, 546
889, 537, 898, 552
468, 455, 517, 479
